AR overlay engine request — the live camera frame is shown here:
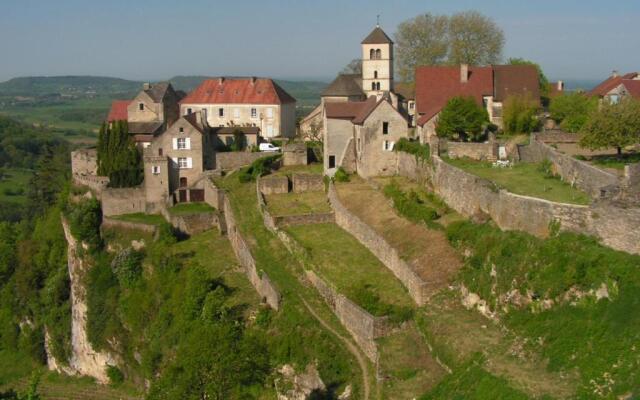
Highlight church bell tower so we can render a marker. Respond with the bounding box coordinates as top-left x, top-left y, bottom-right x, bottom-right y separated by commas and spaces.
361, 23, 394, 97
